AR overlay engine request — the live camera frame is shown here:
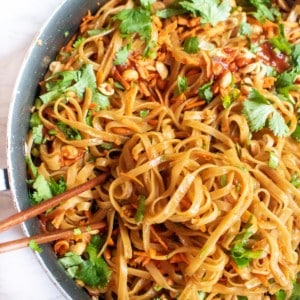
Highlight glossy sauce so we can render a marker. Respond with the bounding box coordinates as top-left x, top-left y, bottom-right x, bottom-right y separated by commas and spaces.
258, 41, 290, 73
